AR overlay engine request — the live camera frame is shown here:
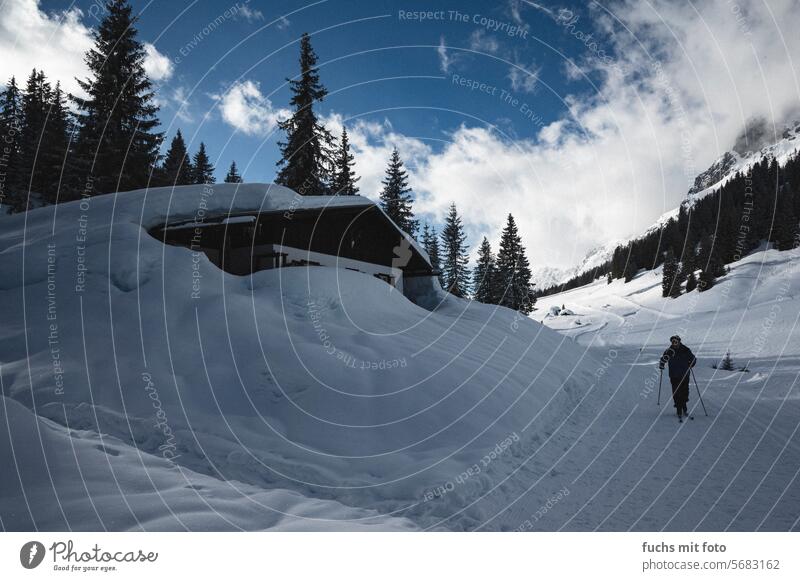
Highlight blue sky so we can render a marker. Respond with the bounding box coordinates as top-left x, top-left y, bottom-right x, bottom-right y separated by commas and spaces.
65, 0, 590, 181
3, 0, 799, 271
